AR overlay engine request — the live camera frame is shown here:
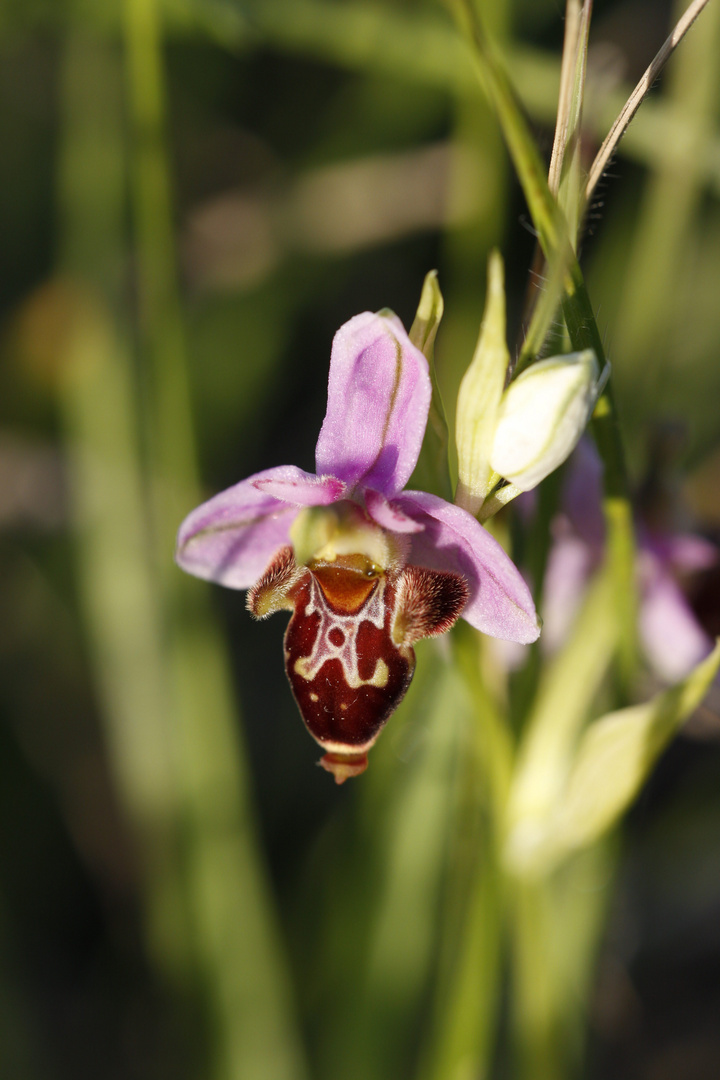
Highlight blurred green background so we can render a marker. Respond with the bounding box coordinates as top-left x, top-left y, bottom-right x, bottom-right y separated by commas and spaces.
1, 0, 720, 1077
